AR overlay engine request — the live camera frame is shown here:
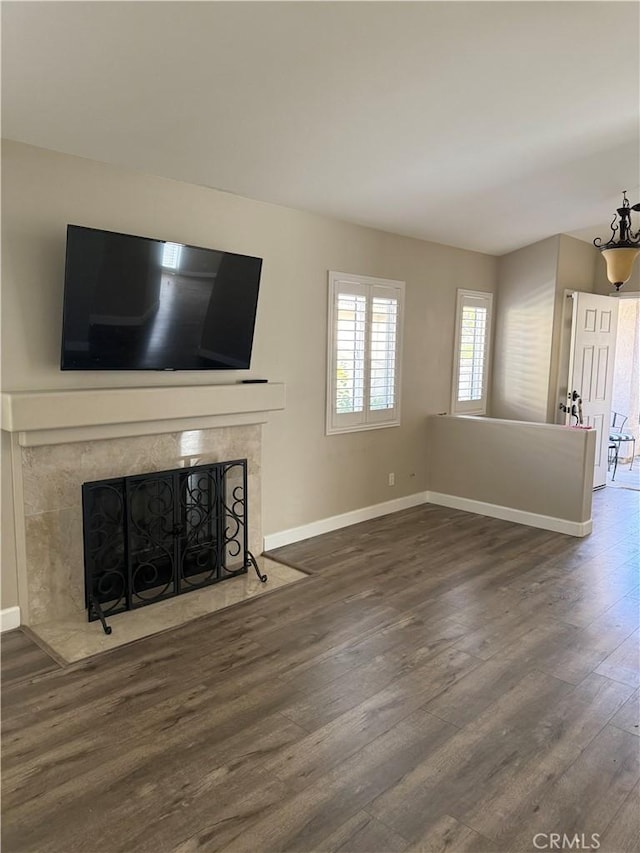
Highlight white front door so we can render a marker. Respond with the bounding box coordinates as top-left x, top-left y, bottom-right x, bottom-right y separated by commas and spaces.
567, 292, 619, 488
